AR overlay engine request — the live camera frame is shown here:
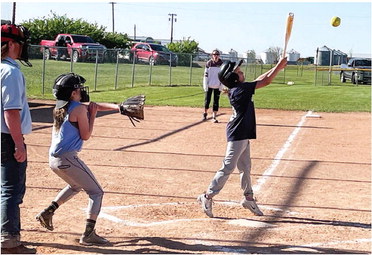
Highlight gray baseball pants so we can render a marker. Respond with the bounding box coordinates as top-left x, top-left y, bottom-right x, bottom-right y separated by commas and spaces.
49, 152, 104, 221
206, 139, 253, 198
